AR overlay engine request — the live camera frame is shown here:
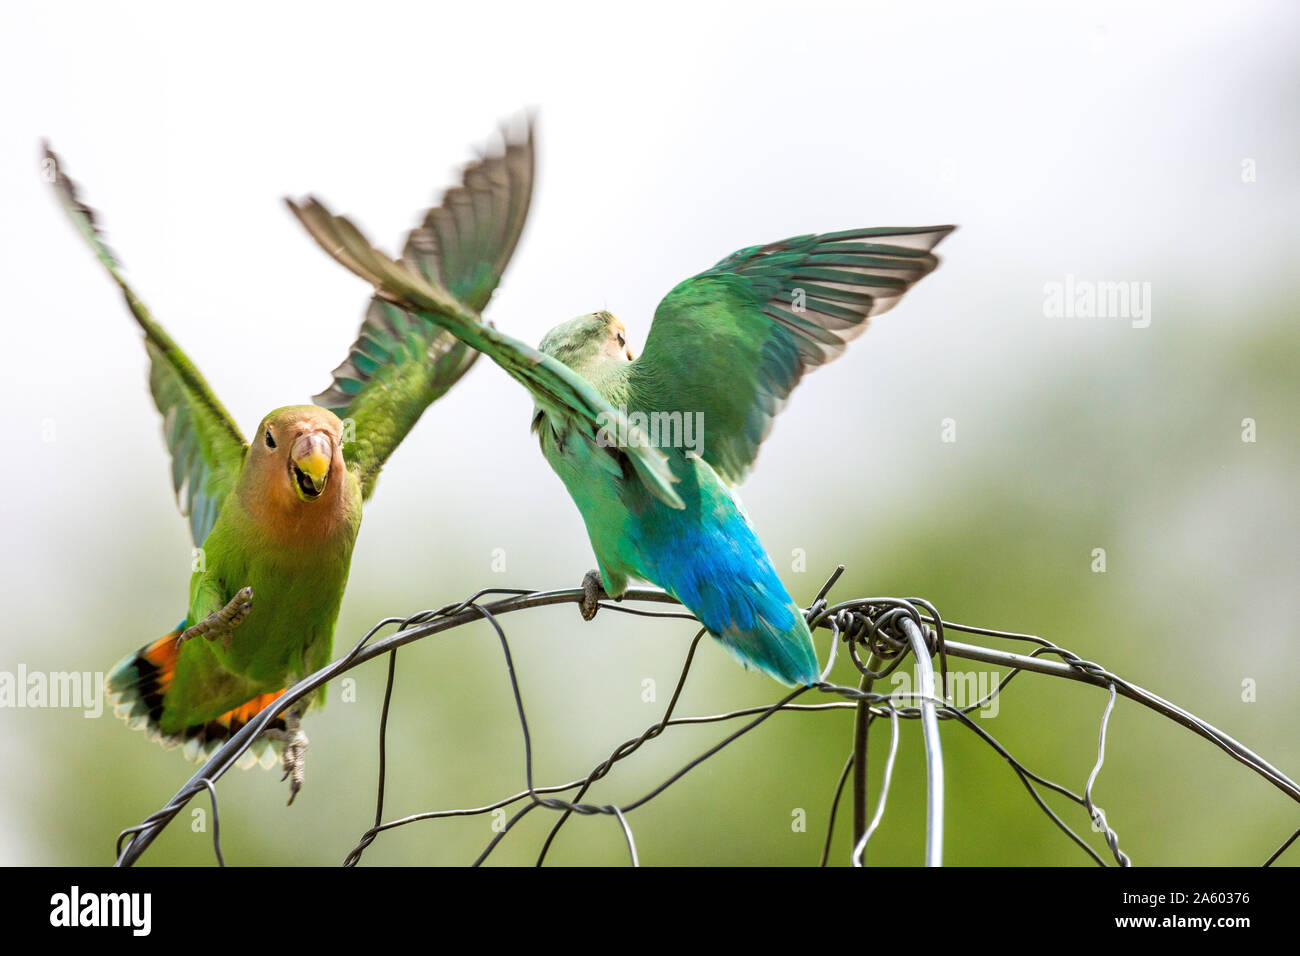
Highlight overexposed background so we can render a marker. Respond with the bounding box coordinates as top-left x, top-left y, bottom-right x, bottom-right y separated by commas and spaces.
1, 0, 1296, 865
